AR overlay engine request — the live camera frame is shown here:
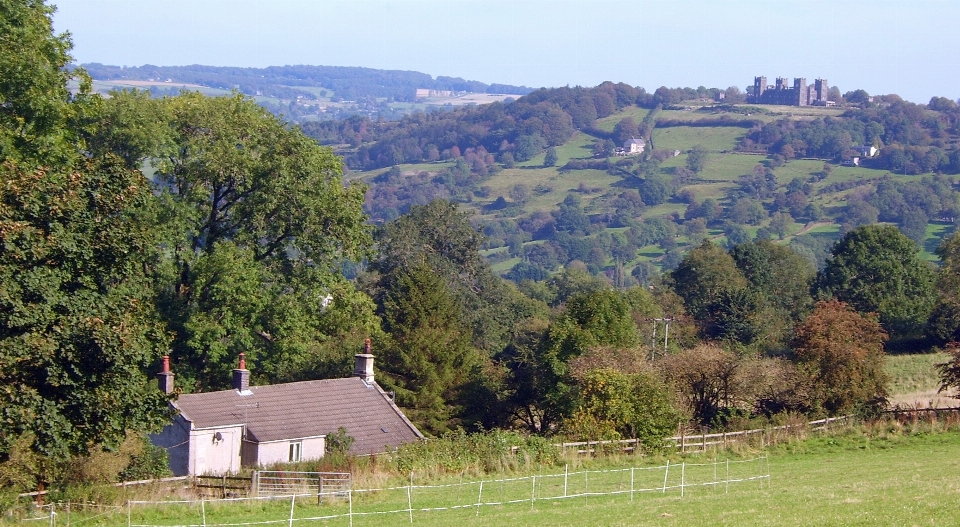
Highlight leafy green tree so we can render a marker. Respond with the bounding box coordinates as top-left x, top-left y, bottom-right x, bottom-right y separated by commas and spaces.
372, 199, 527, 354
0, 156, 172, 466
499, 317, 556, 433
512, 289, 641, 432
514, 133, 546, 162
0, 0, 83, 163
926, 231, 960, 343
730, 239, 815, 322
686, 144, 708, 173
0, 0, 171, 482
565, 368, 682, 446
769, 211, 793, 239
612, 117, 640, 145
722, 222, 751, 249
543, 146, 558, 167
81, 88, 170, 169
637, 173, 674, 205
144, 92, 374, 389
792, 300, 888, 415
708, 288, 765, 344
815, 225, 935, 338
670, 240, 748, 321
